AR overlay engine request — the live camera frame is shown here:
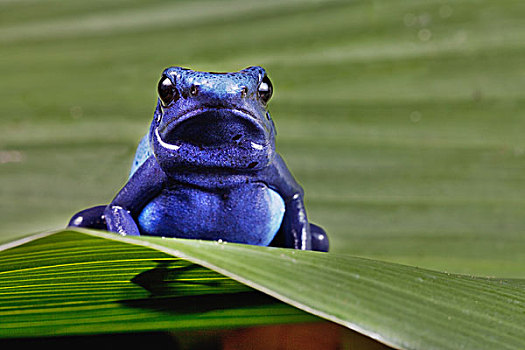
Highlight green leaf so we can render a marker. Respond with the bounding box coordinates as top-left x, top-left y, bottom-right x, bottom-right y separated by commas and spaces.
0, 230, 316, 338
94, 230, 525, 350
3, 229, 524, 349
